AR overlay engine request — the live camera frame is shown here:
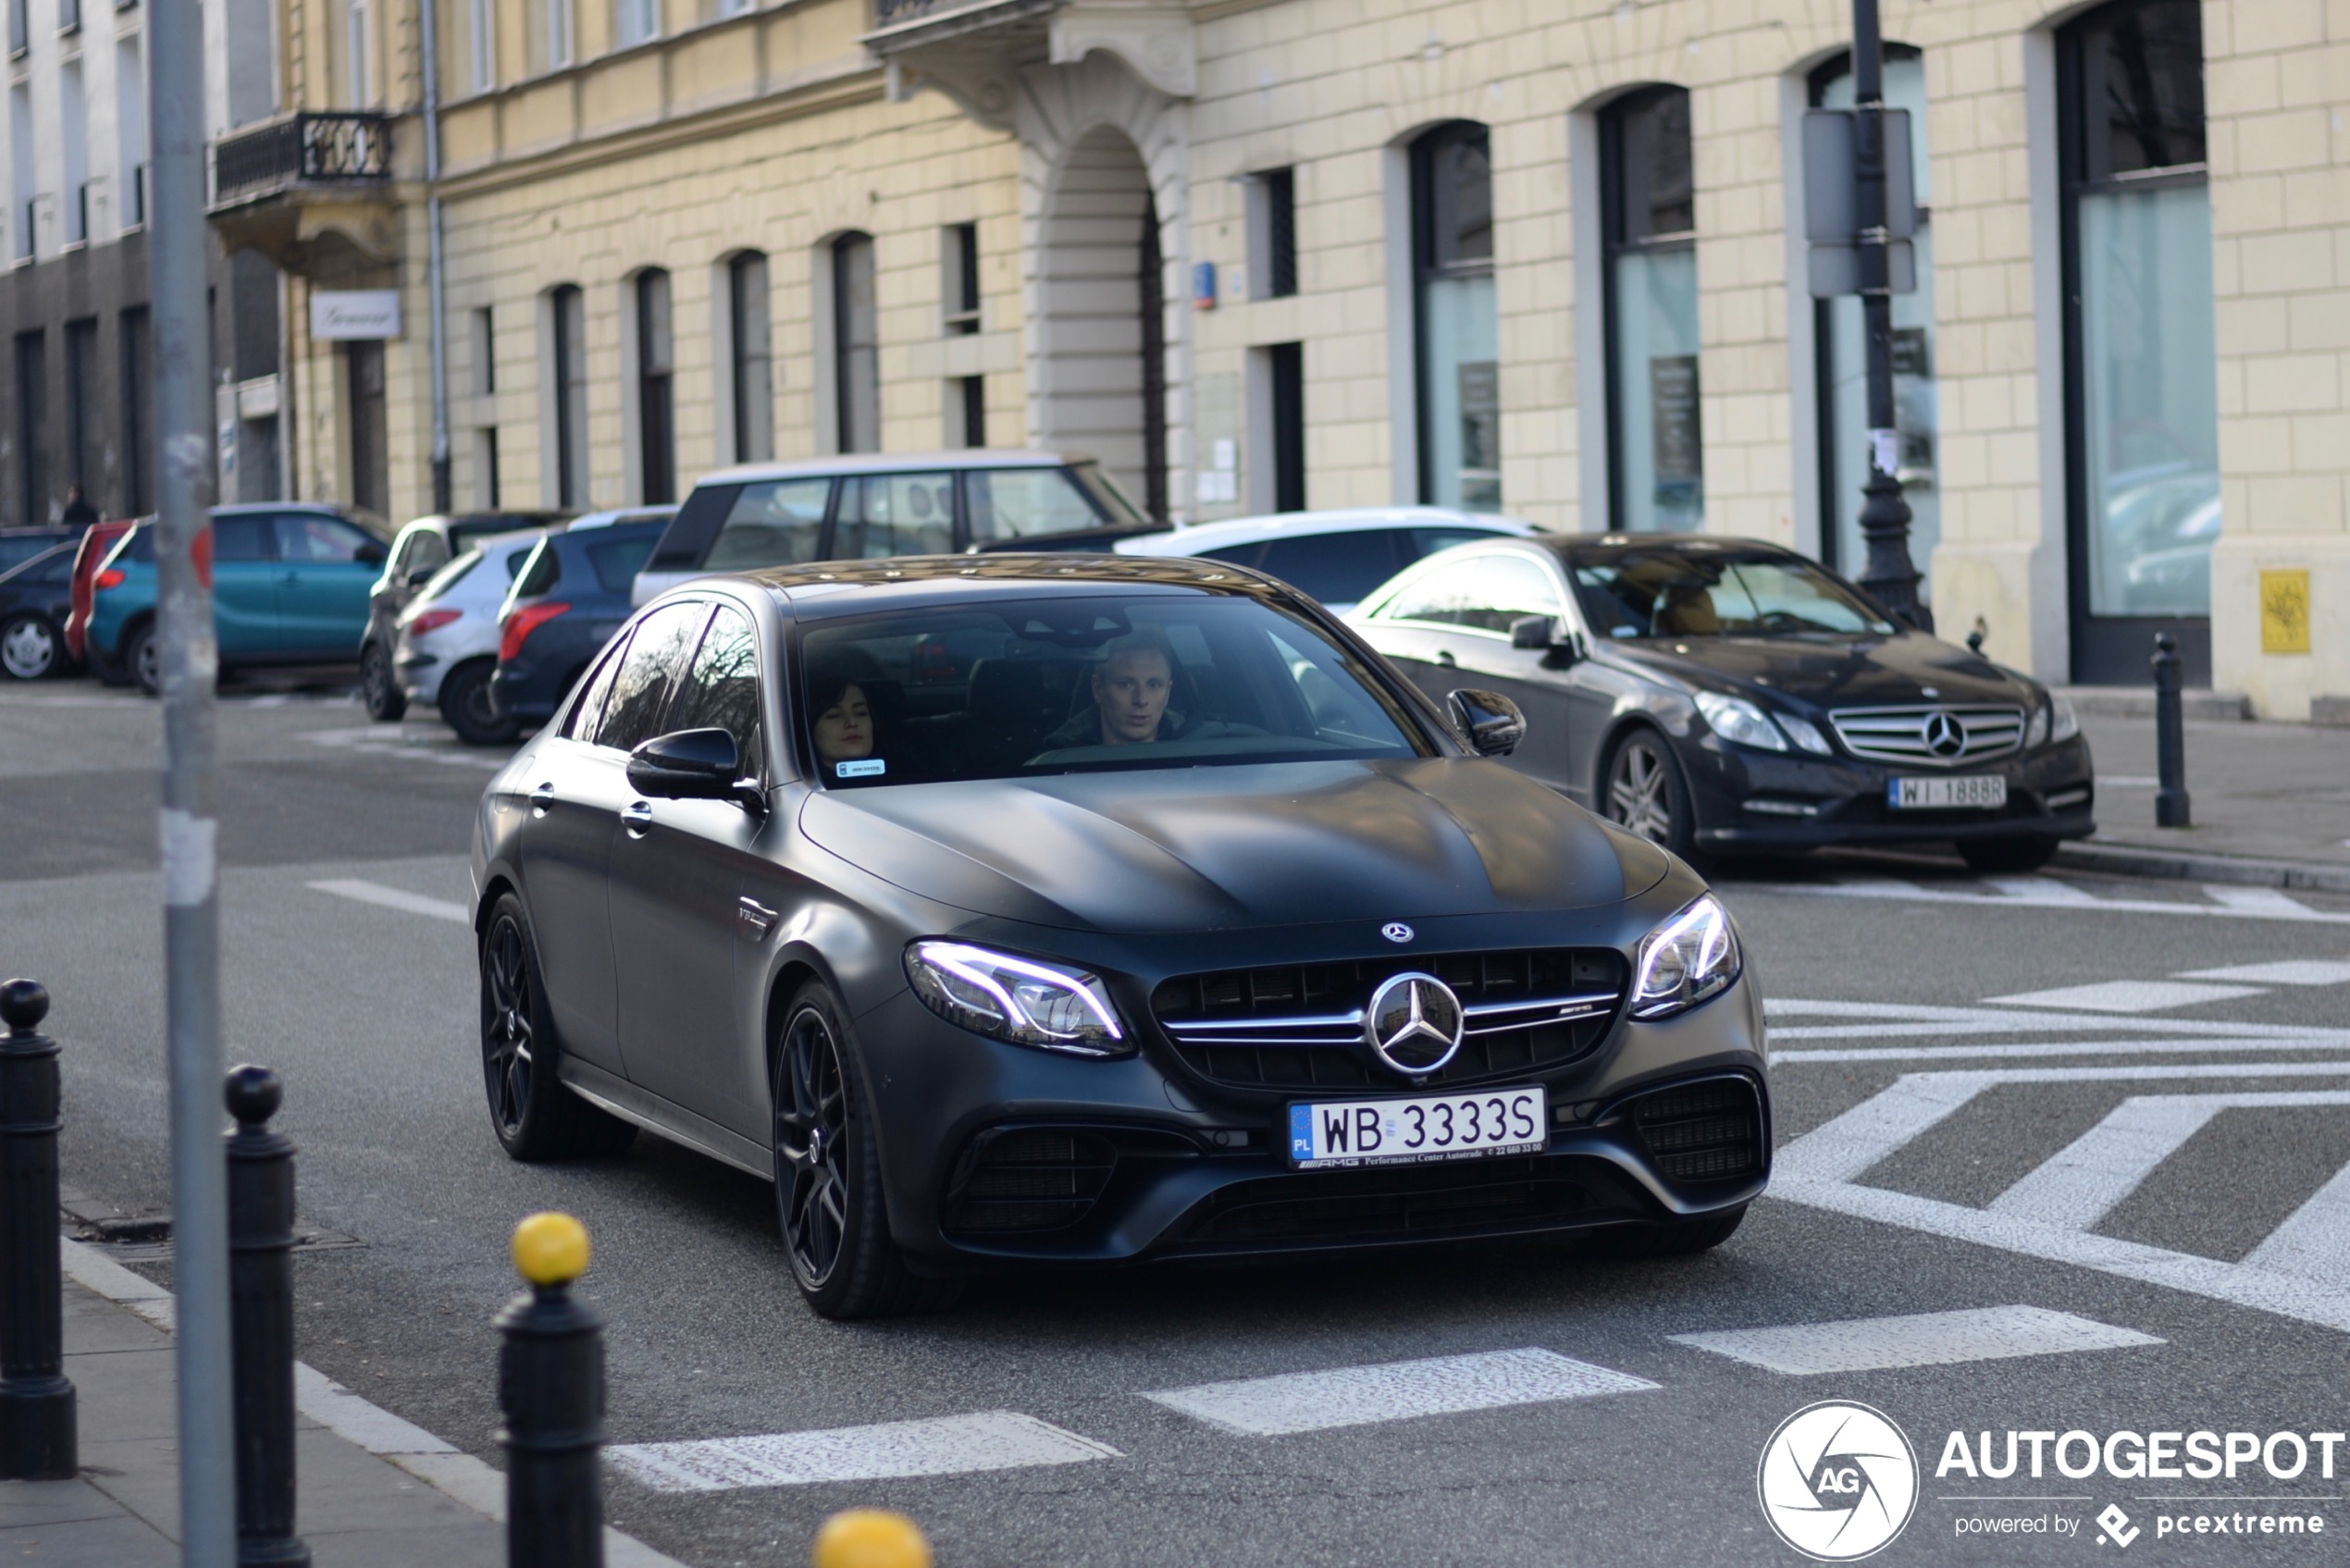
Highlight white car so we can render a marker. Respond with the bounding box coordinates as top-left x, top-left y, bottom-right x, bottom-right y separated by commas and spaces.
393, 529, 556, 745
1113, 506, 1543, 611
